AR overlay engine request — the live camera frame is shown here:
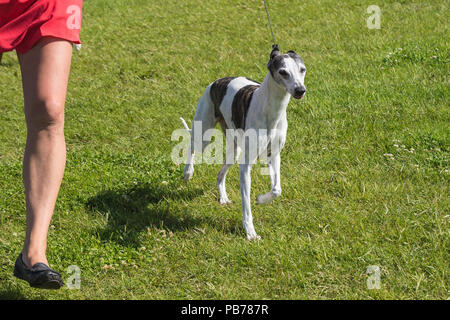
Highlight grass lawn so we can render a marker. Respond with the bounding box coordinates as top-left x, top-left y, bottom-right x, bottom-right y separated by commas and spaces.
0, 0, 448, 299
